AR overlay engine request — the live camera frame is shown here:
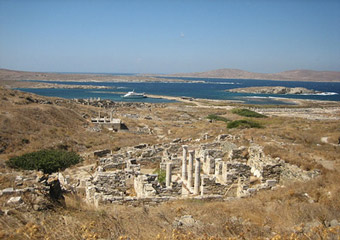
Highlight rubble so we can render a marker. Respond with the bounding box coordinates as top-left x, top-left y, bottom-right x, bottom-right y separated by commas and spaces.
0, 172, 64, 212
